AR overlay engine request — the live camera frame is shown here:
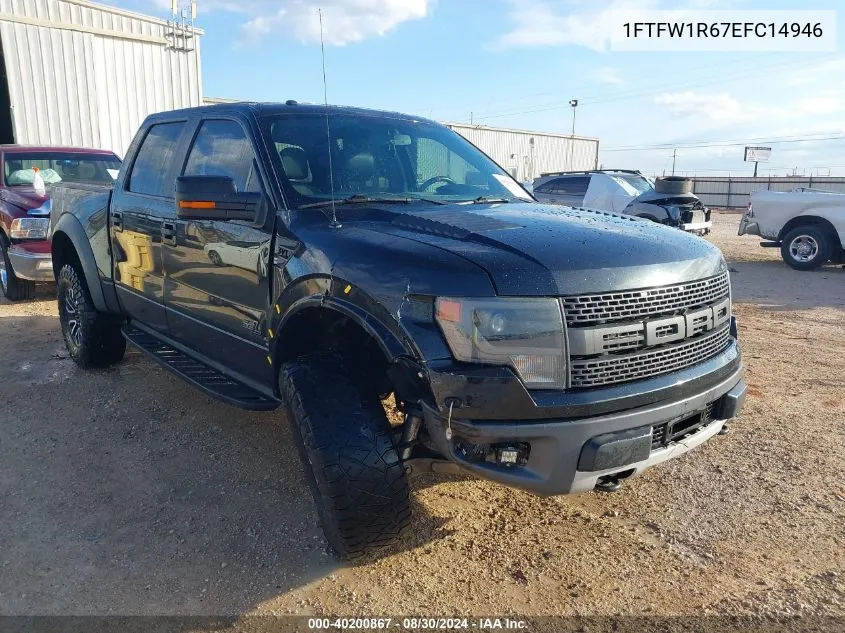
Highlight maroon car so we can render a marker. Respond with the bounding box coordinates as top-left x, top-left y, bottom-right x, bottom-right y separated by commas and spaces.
0, 145, 121, 300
